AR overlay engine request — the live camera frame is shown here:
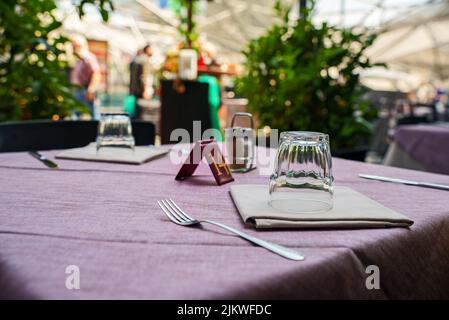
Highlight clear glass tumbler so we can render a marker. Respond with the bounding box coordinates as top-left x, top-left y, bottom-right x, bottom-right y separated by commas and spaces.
269, 131, 333, 213
96, 113, 135, 151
